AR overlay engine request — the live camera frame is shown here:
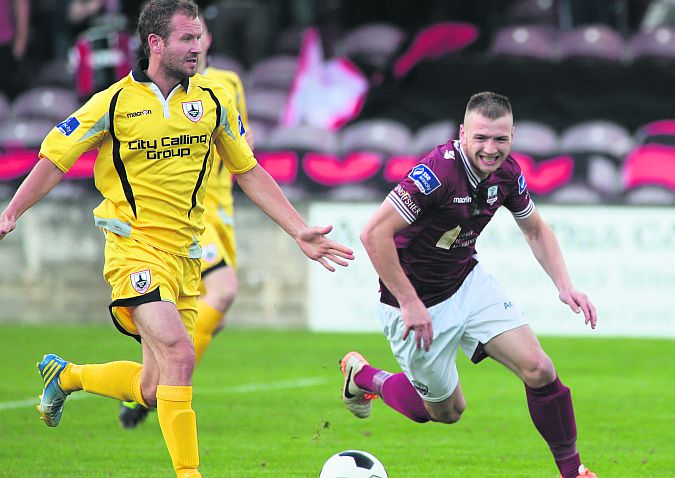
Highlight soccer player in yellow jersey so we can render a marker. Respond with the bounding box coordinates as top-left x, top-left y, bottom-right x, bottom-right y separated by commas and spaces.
118, 13, 255, 429
0, 1, 354, 477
